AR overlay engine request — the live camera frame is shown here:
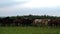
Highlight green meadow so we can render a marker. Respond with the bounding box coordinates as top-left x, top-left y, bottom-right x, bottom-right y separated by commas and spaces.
0, 26, 60, 34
